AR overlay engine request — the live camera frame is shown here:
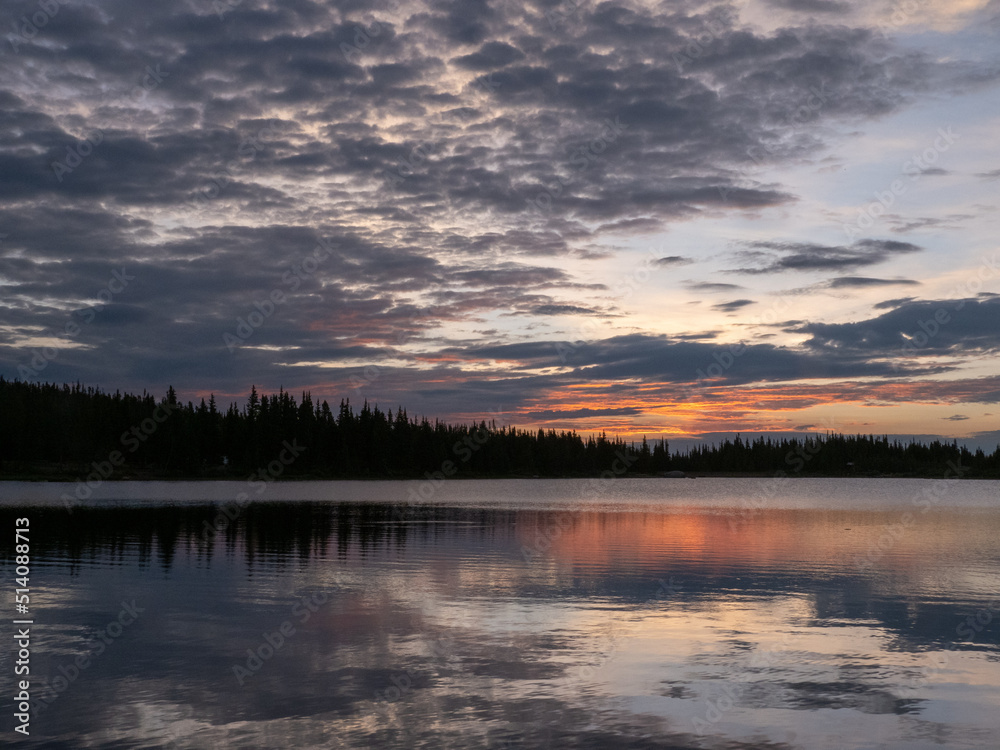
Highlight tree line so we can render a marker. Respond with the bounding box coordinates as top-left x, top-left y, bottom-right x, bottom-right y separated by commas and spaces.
1, 378, 998, 478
